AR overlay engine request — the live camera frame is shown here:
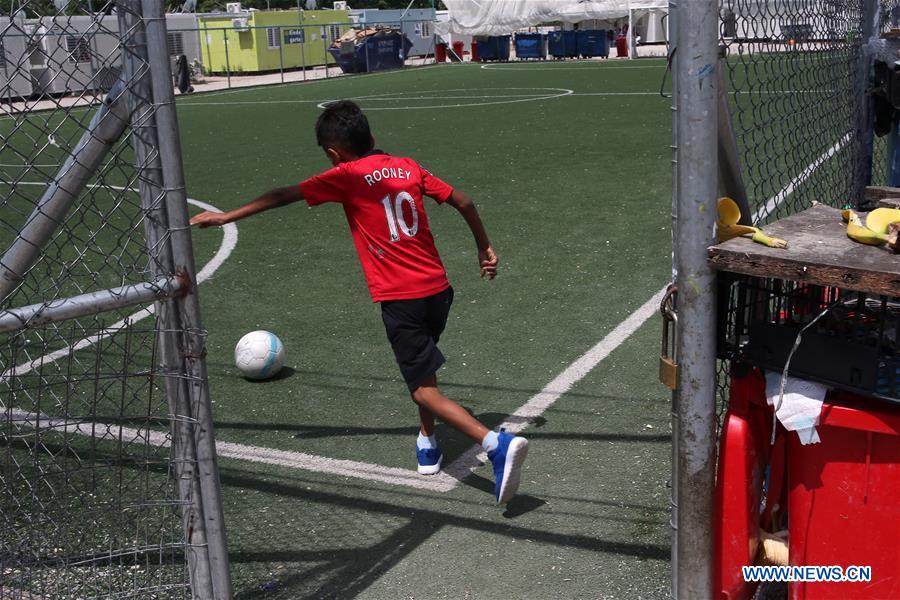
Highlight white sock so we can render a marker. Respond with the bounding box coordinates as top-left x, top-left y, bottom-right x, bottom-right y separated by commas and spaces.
417, 432, 437, 450
481, 431, 499, 453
